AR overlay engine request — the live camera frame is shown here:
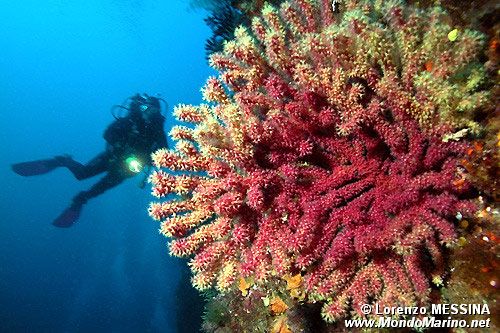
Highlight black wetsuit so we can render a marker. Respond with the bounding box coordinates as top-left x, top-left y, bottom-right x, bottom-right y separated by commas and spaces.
61, 108, 167, 207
